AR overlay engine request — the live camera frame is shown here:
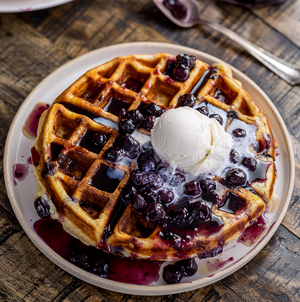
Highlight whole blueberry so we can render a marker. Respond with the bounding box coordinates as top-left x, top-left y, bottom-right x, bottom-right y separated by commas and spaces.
143, 116, 156, 131
197, 106, 209, 116
34, 197, 51, 219
132, 194, 147, 211
233, 128, 246, 138
148, 173, 164, 189
170, 172, 186, 186
137, 150, 157, 172
121, 184, 137, 200
144, 203, 165, 222
90, 255, 109, 278
184, 180, 202, 198
225, 168, 247, 186
142, 103, 165, 117
91, 133, 107, 148
158, 188, 175, 204
209, 114, 223, 125
173, 66, 190, 82
242, 157, 257, 171
229, 149, 240, 164
67, 249, 90, 271
178, 94, 197, 107
199, 178, 216, 193
175, 258, 198, 276
118, 134, 140, 159
163, 264, 183, 284
142, 187, 159, 203
118, 119, 136, 135
104, 146, 124, 162
131, 170, 150, 187
127, 109, 144, 127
